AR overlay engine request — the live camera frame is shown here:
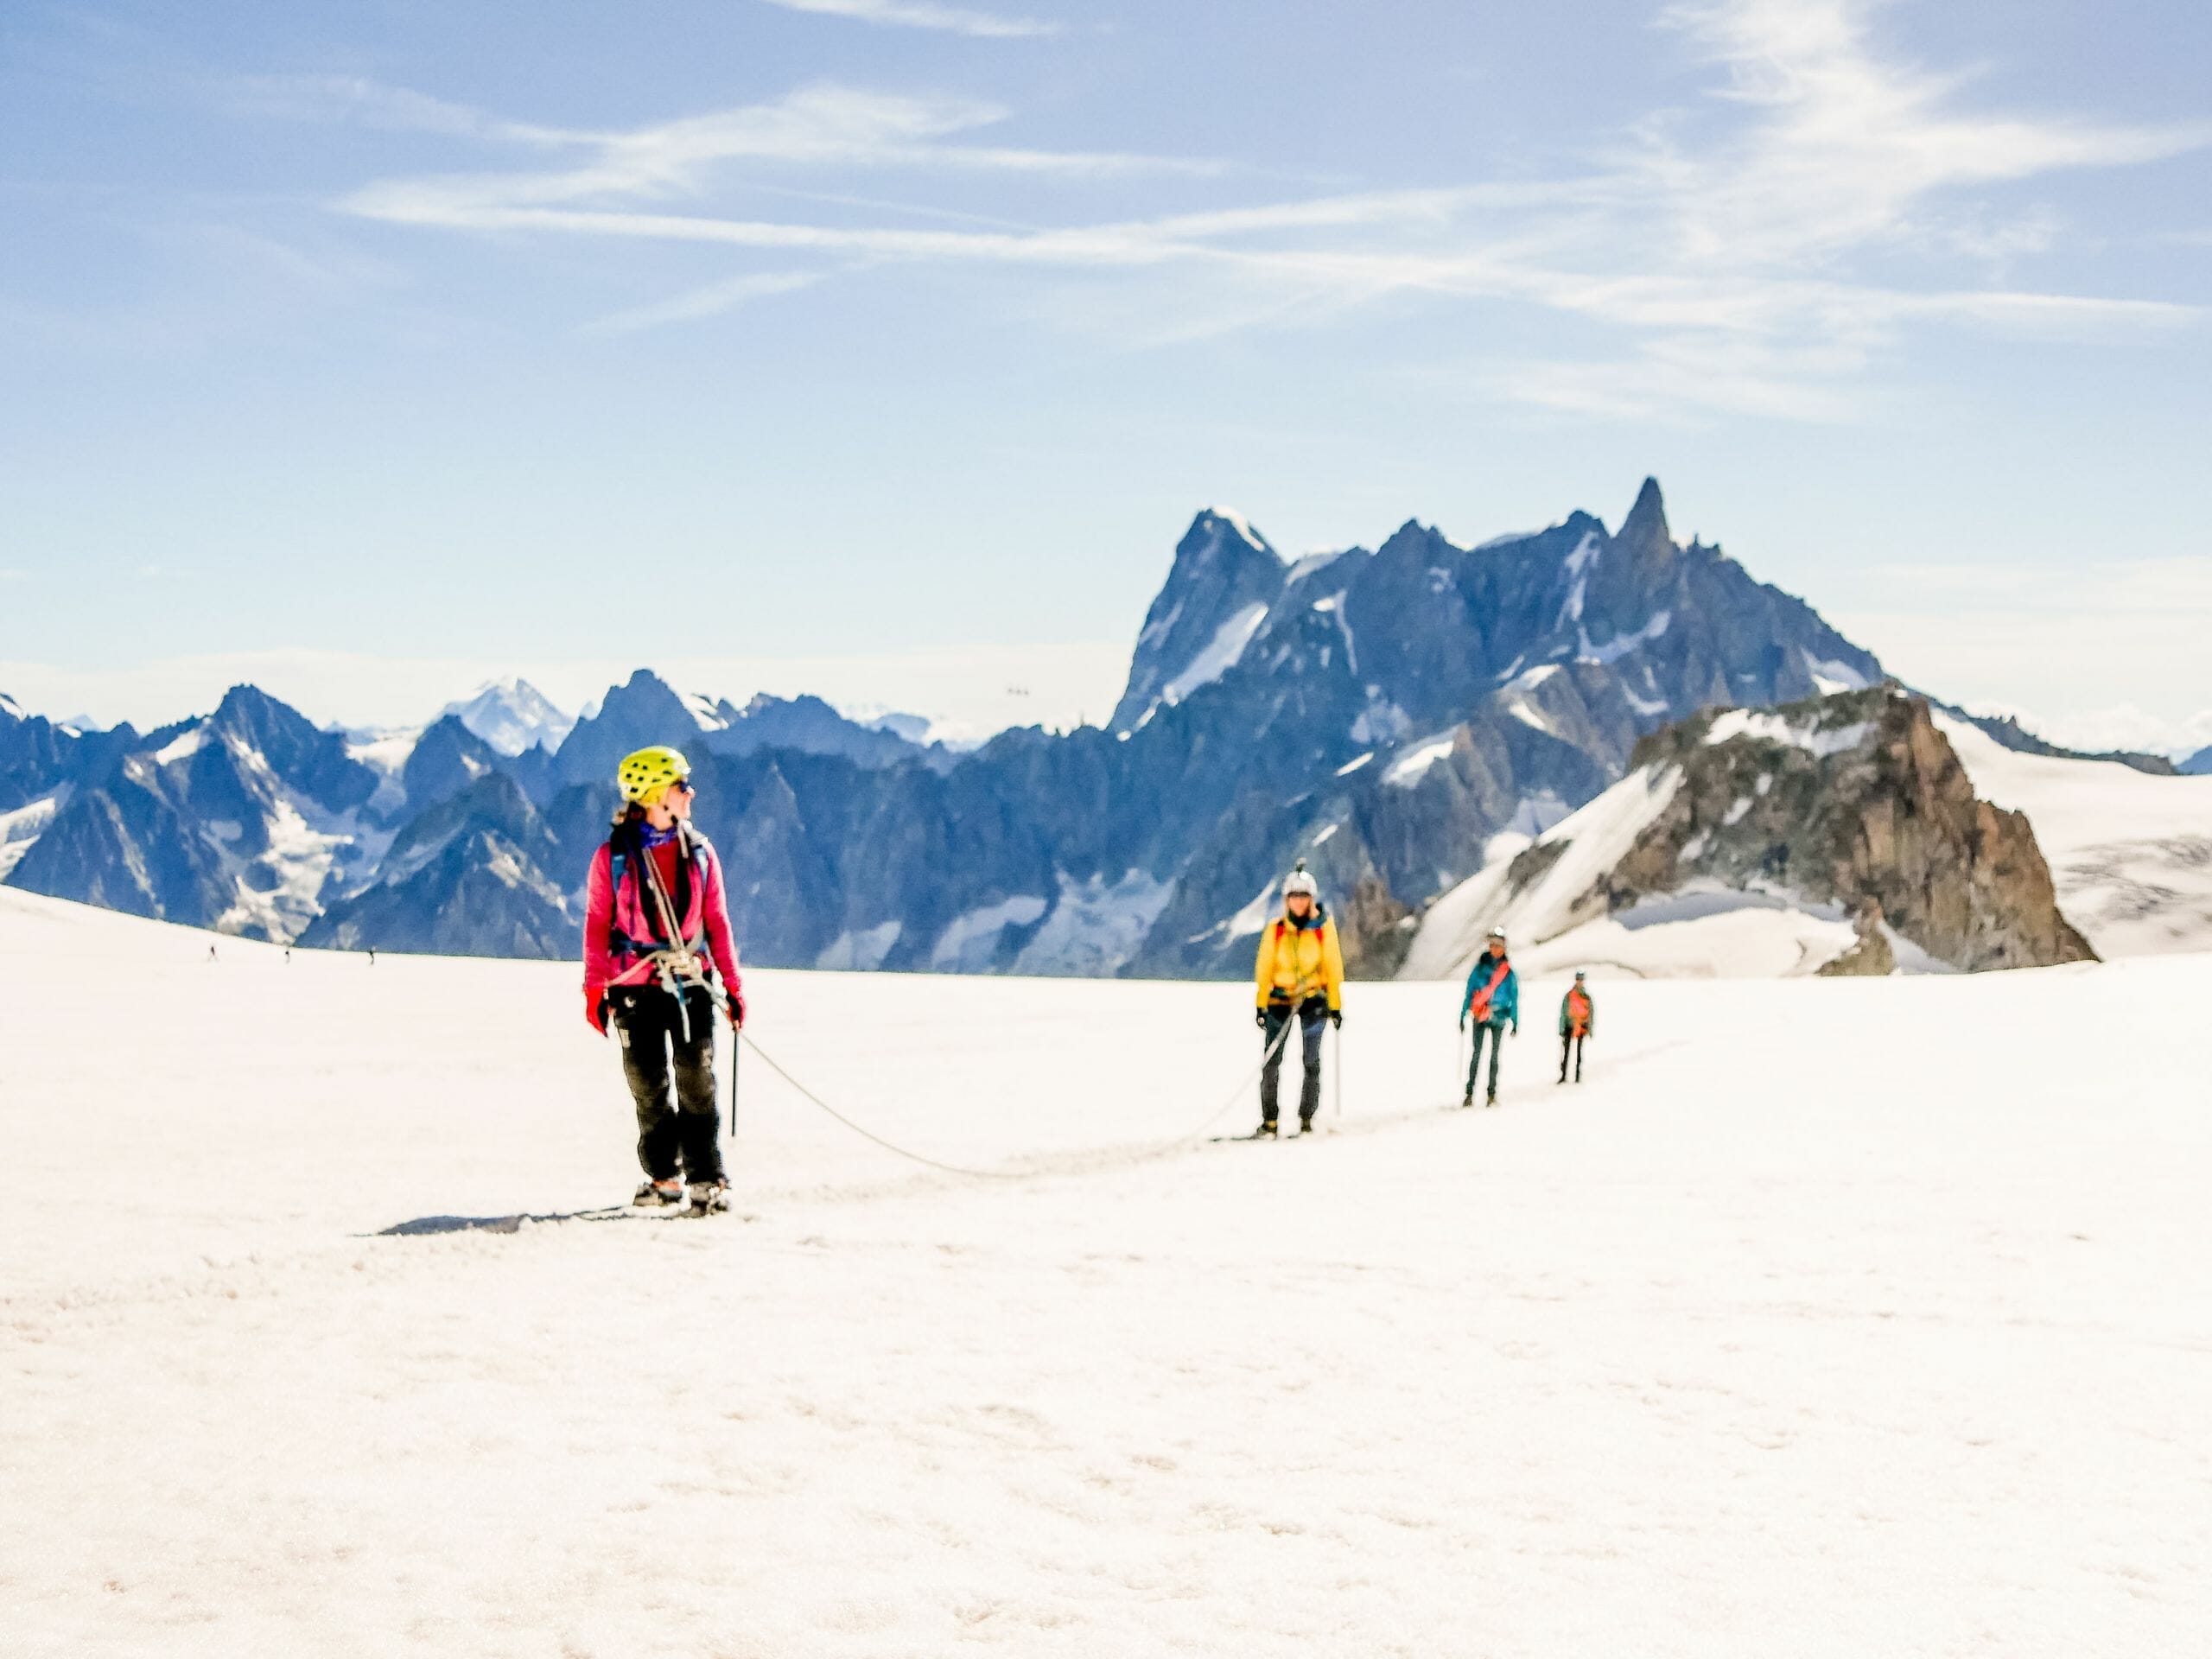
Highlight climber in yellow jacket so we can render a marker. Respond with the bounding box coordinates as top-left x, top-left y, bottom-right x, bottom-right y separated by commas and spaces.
1247, 867, 1344, 1137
